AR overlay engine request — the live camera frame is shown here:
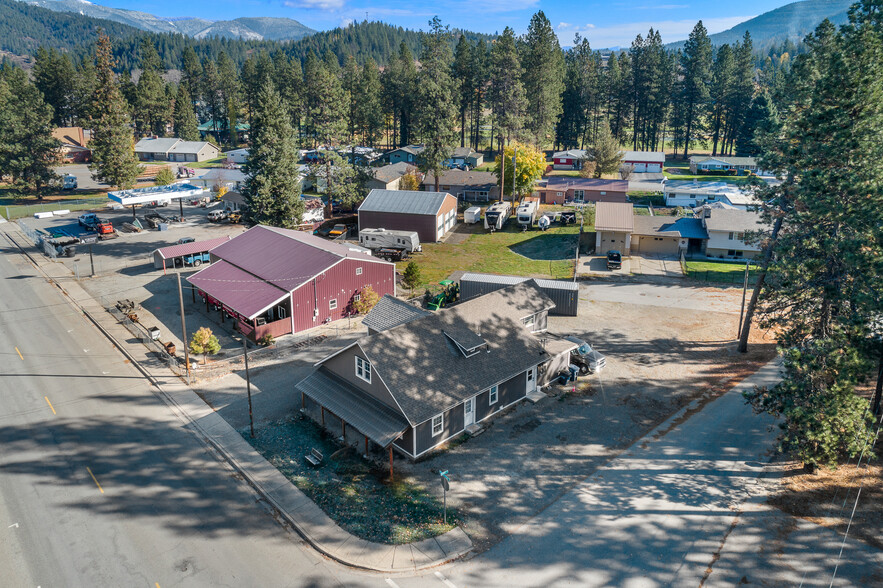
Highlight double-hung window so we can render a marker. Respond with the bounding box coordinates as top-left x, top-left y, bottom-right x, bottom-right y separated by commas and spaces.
489, 385, 499, 405
431, 414, 444, 436
355, 356, 371, 383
